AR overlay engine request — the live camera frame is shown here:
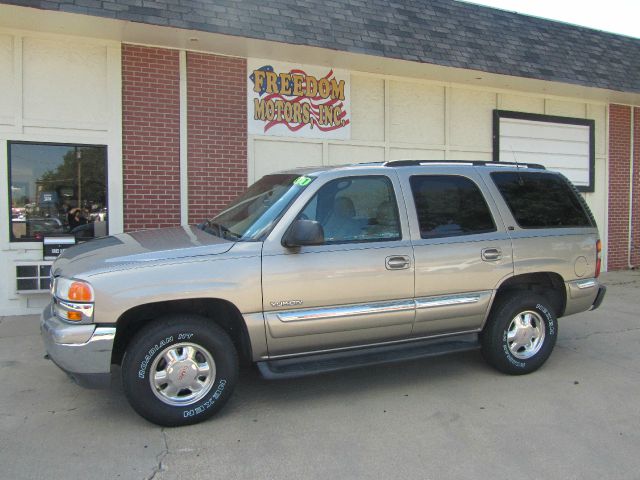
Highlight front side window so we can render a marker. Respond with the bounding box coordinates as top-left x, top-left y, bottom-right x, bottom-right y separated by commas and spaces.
491, 172, 593, 228
297, 176, 401, 244
8, 142, 108, 242
410, 175, 495, 239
